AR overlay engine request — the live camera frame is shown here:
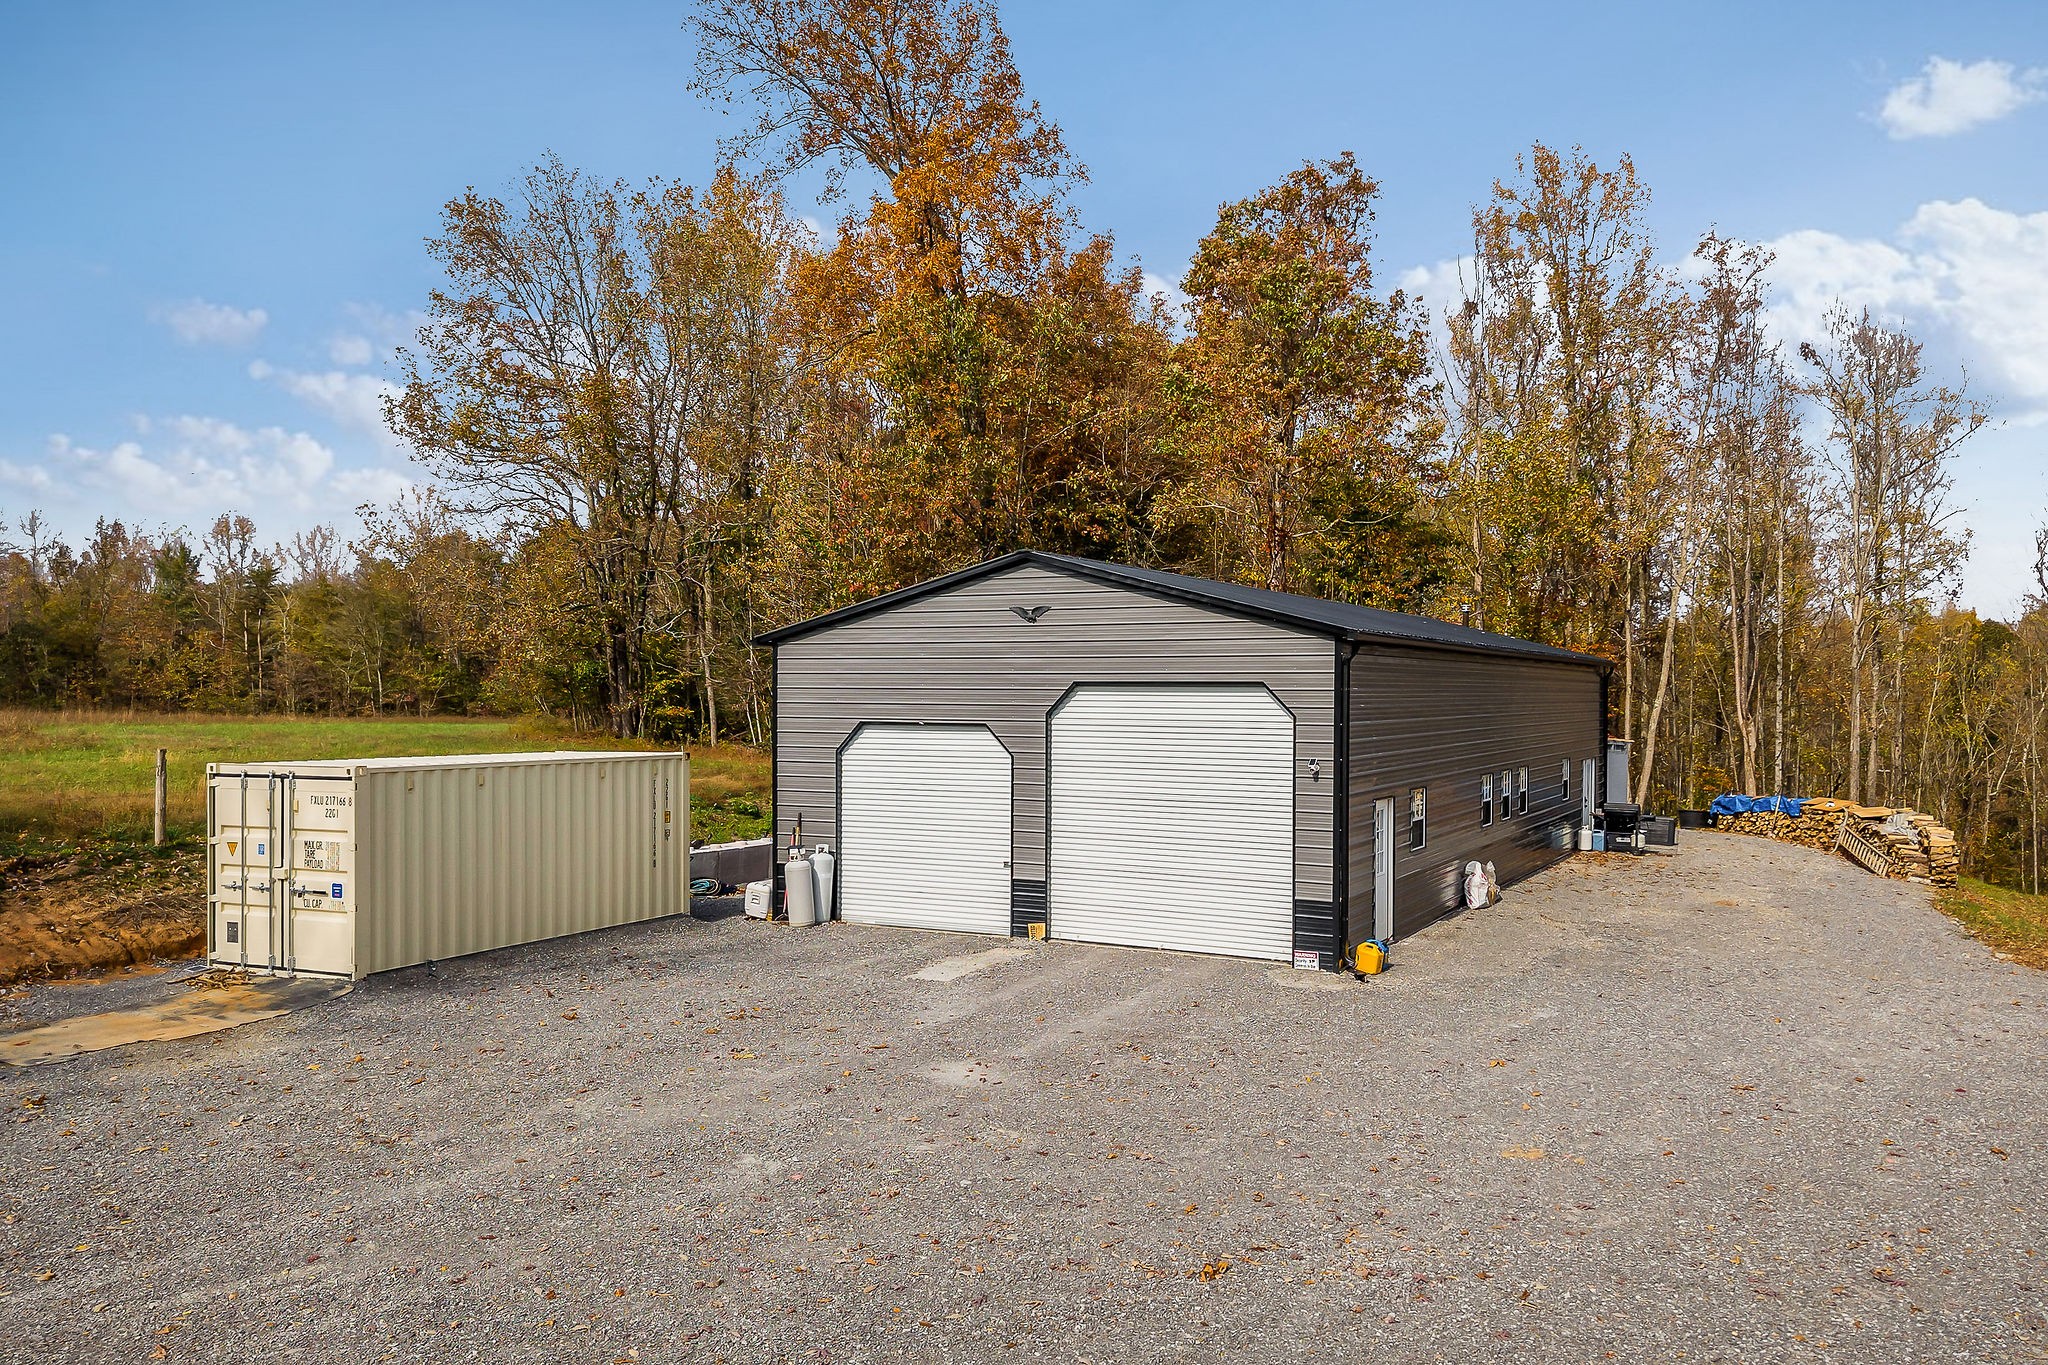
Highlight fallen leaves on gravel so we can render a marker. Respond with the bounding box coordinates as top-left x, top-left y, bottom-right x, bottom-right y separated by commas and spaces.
1502, 1146, 1545, 1160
